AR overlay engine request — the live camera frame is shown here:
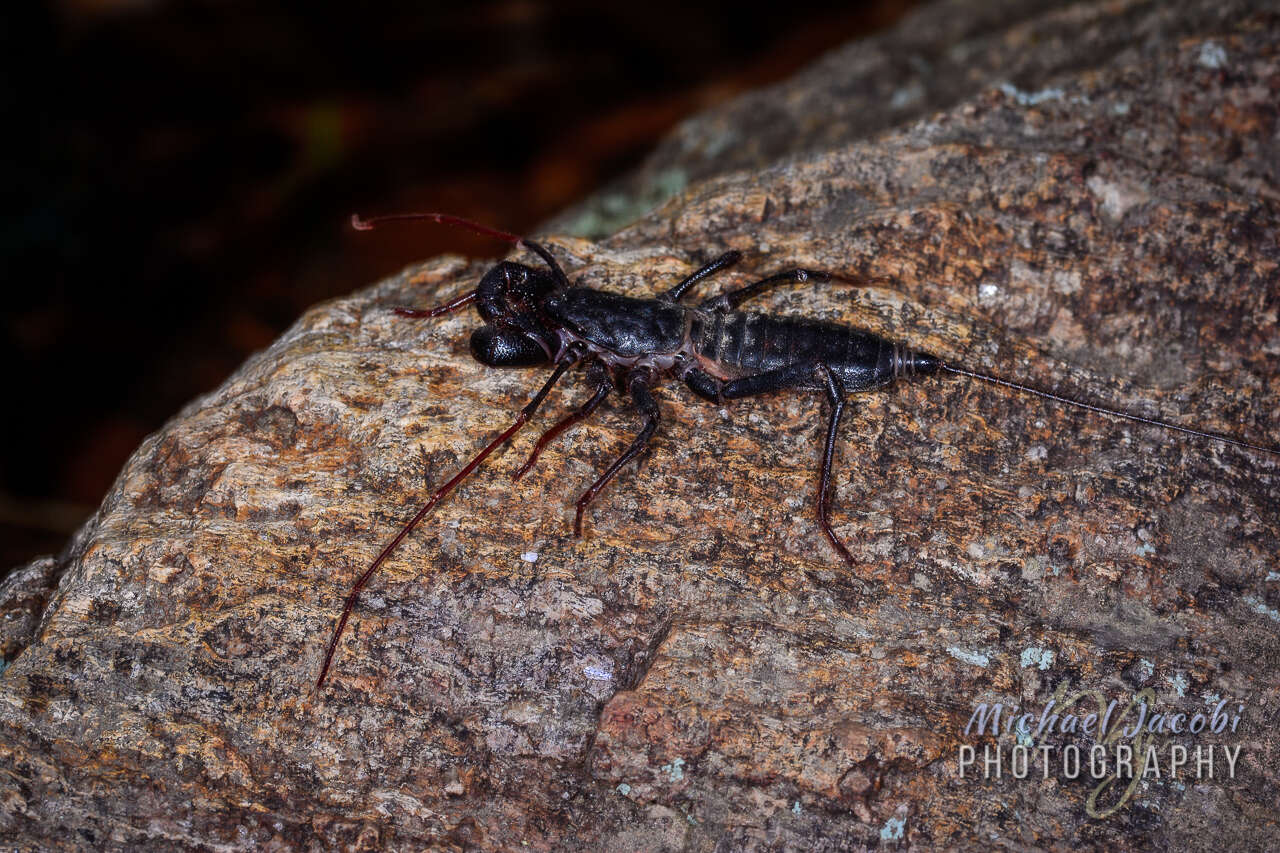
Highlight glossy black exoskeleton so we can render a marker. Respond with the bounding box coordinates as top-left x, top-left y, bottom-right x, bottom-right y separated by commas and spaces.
315, 212, 1279, 689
